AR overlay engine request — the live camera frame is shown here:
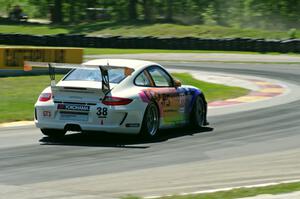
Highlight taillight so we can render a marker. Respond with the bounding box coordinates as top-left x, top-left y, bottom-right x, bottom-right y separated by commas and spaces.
39, 93, 52, 102
102, 96, 133, 106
